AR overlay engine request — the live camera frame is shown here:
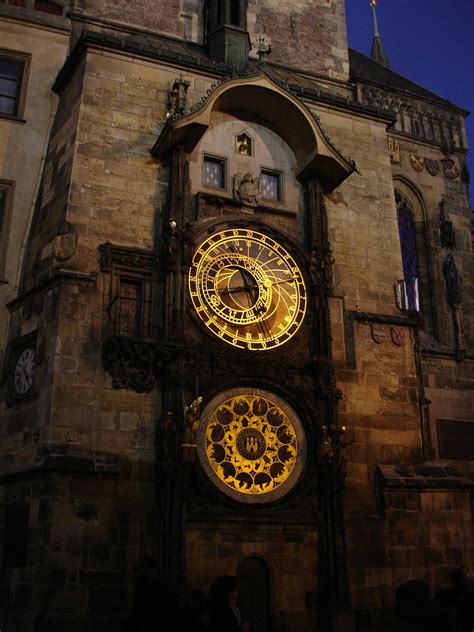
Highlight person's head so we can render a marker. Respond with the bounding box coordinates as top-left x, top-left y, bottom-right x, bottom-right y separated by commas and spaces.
396, 579, 432, 621
209, 575, 239, 606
